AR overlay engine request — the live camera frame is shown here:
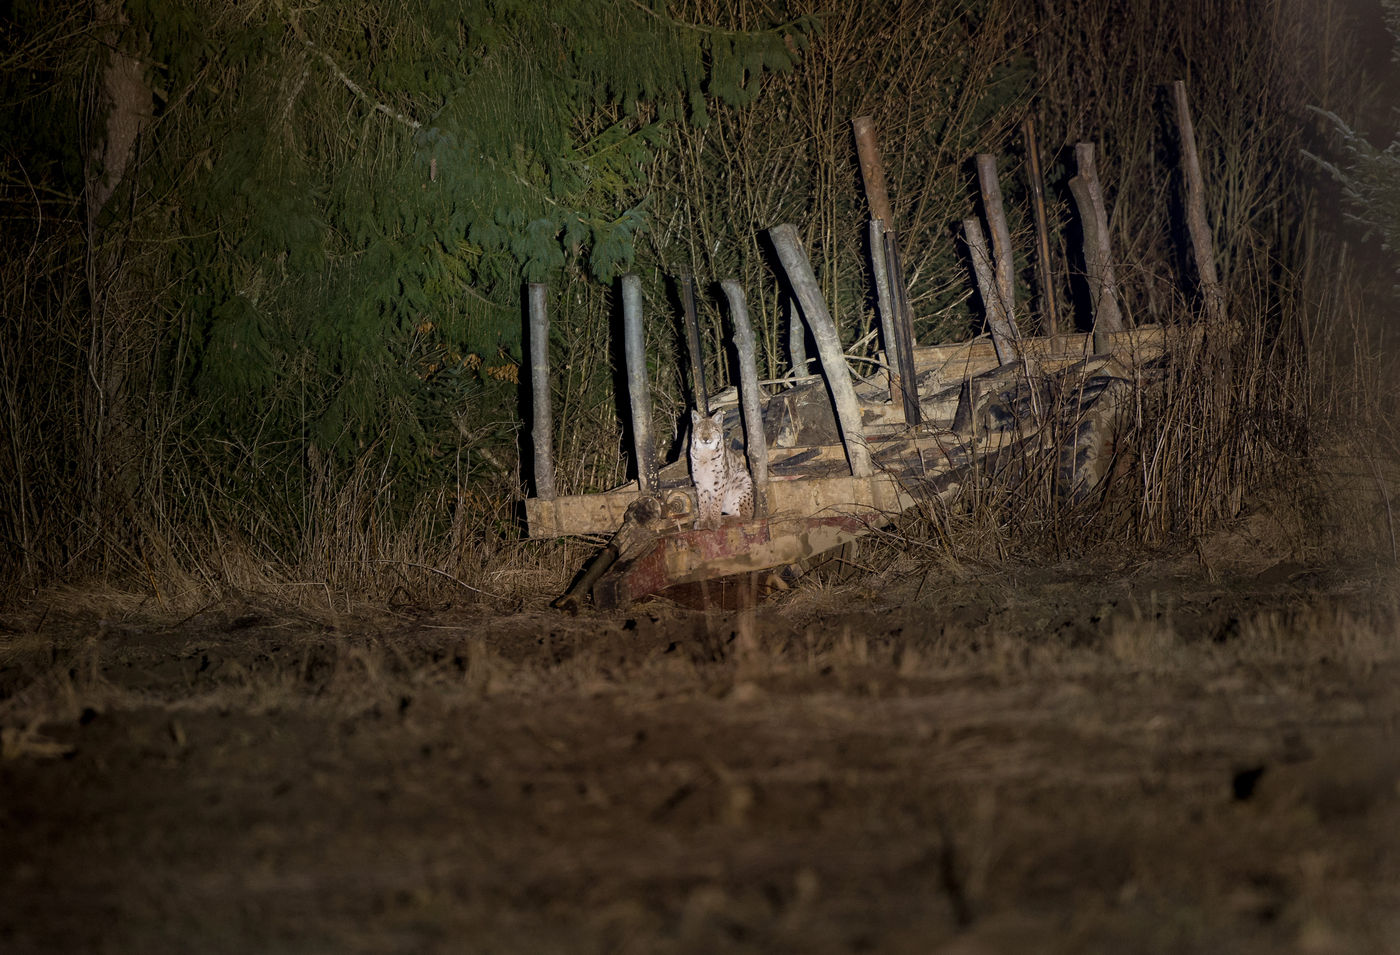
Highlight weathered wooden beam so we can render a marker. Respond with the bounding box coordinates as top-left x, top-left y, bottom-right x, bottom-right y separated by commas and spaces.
1068, 142, 1124, 351
620, 273, 659, 494
526, 282, 556, 501
768, 224, 873, 478
680, 274, 710, 416
720, 279, 770, 517
1171, 80, 1225, 324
